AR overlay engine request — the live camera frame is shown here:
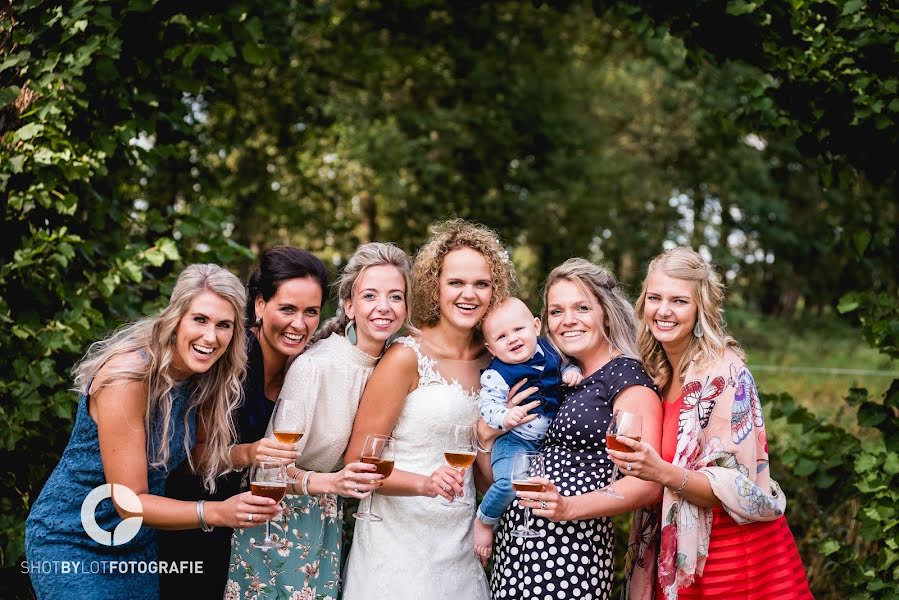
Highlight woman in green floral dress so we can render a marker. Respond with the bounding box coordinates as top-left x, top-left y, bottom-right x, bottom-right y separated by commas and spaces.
226, 243, 412, 599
